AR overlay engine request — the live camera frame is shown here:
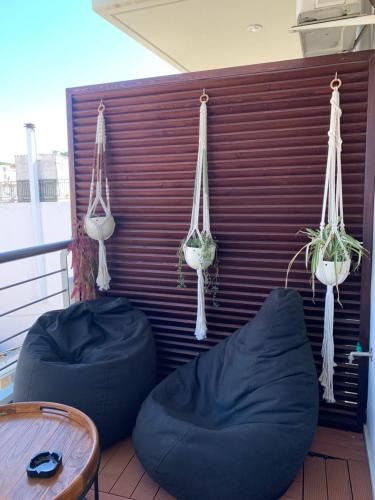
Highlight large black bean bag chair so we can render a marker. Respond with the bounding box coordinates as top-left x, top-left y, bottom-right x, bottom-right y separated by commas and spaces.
14, 297, 156, 448
133, 288, 319, 500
